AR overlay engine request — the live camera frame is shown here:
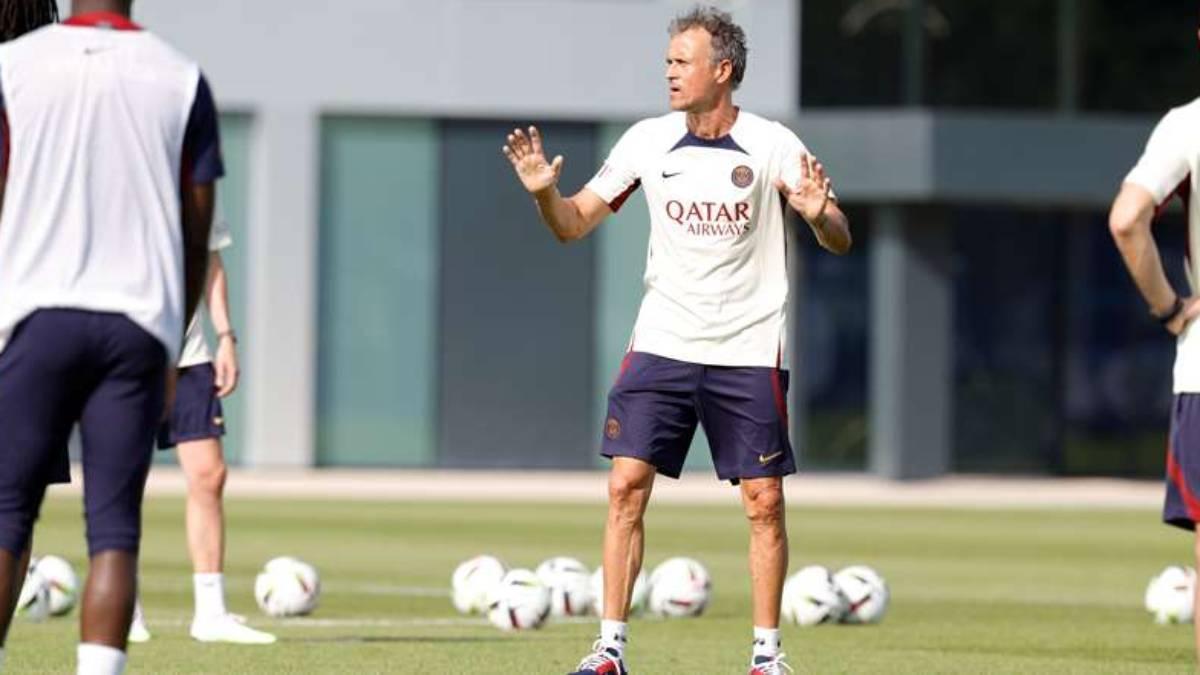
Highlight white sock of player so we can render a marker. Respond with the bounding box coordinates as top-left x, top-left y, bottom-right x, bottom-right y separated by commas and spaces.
193, 573, 227, 619
599, 619, 628, 655
76, 643, 126, 675
752, 626, 781, 659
